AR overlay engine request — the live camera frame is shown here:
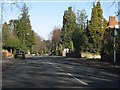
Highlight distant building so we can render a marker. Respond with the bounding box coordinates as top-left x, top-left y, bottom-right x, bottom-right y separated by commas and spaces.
107, 16, 120, 28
